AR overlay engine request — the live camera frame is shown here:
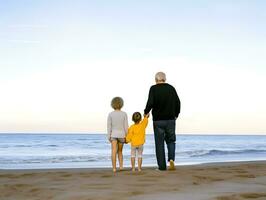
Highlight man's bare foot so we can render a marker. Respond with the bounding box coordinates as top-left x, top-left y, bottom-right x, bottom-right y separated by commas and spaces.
132, 168, 136, 171
138, 168, 142, 172
113, 168, 117, 172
